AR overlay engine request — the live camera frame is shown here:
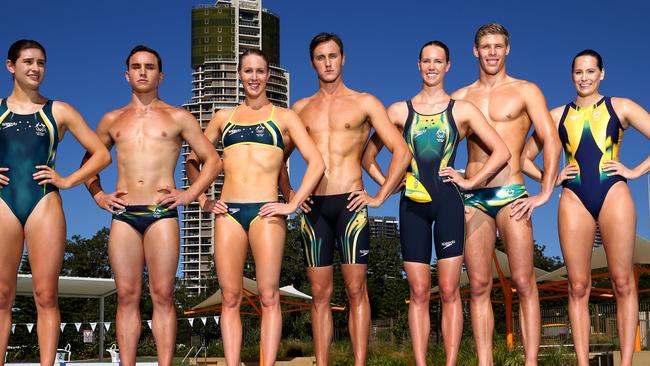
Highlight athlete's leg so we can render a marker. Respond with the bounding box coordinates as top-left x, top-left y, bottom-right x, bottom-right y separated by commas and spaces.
558, 189, 595, 366
497, 205, 540, 366
0, 200, 25, 362
599, 183, 637, 366
143, 219, 180, 366
464, 207, 496, 366
341, 264, 370, 366
24, 193, 65, 366
307, 266, 334, 366
214, 215, 248, 366
302, 201, 335, 366
437, 256, 464, 366
108, 220, 145, 366
403, 262, 431, 366
249, 215, 286, 365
